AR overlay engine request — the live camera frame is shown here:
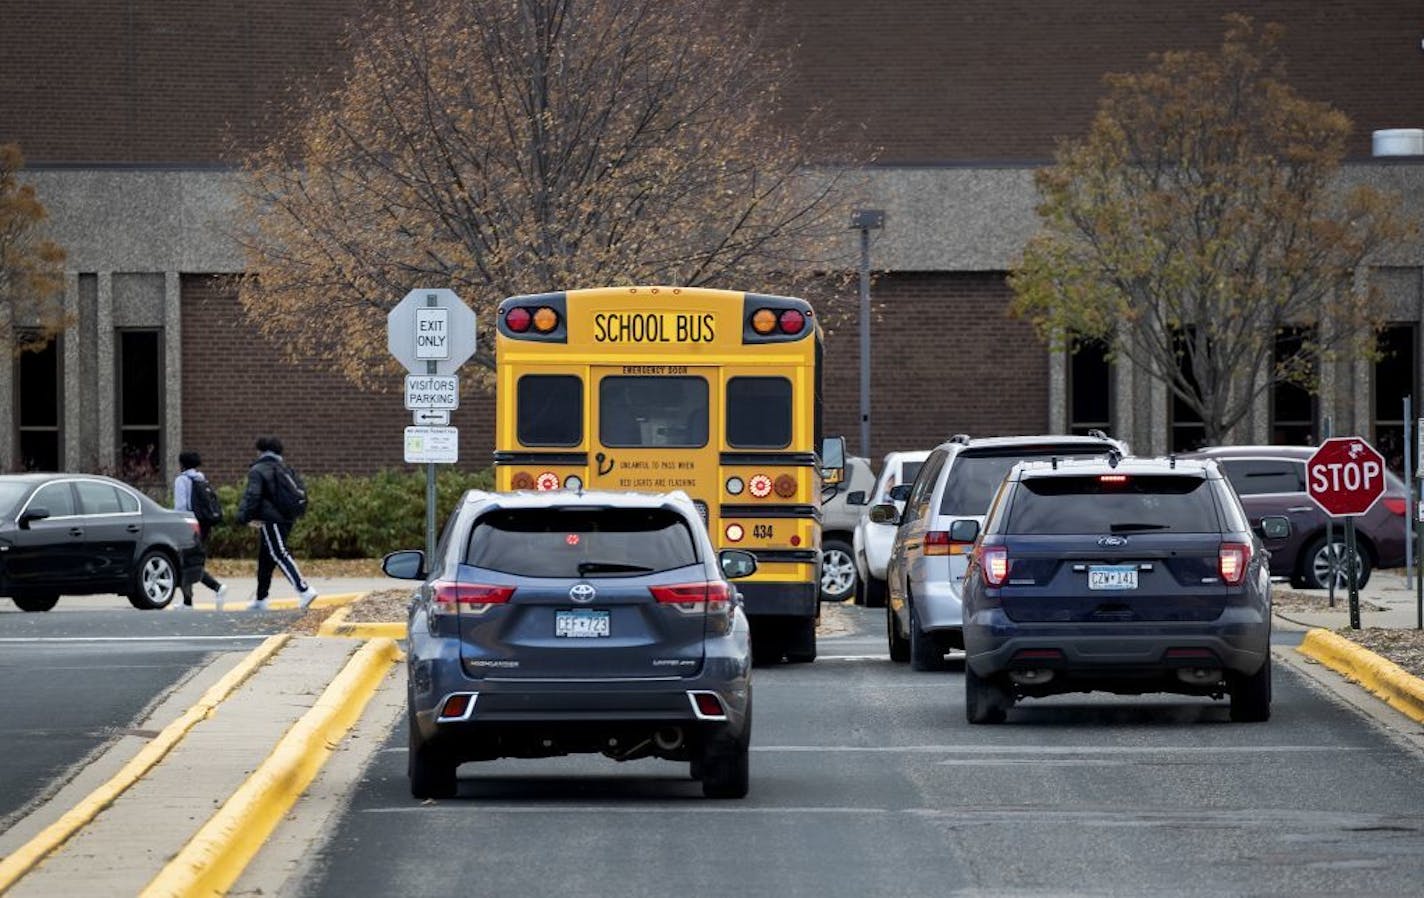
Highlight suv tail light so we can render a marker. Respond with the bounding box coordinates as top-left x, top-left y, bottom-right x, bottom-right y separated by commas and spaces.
651, 581, 734, 632
1384, 498, 1406, 517
979, 545, 1008, 586
925, 531, 950, 556
1218, 543, 1250, 585
431, 581, 516, 616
